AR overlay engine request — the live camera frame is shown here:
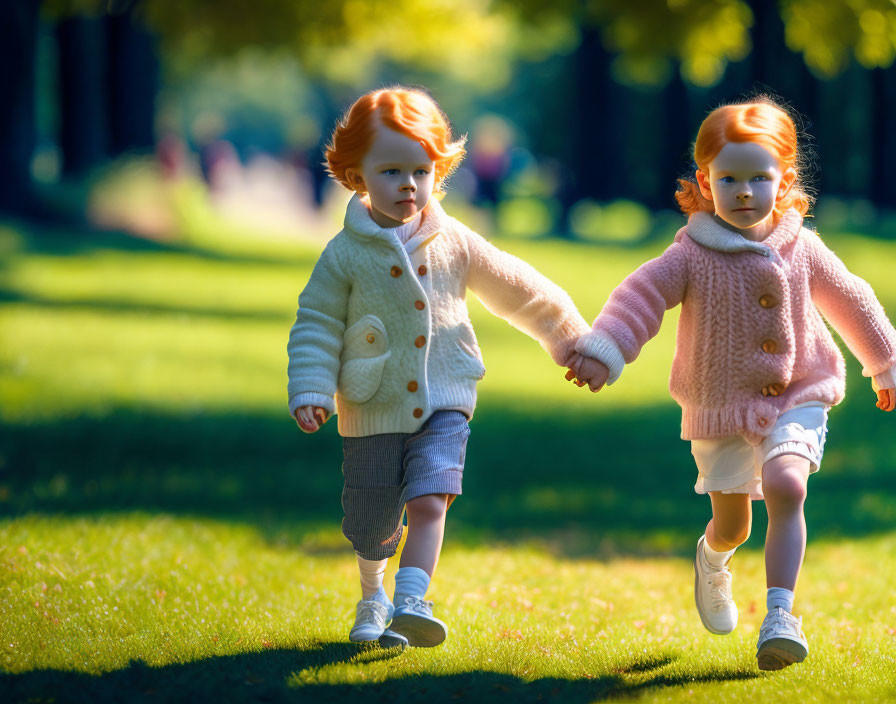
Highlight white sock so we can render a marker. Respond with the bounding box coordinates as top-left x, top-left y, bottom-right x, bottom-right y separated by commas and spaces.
394, 566, 430, 600
767, 587, 795, 613
703, 537, 735, 568
356, 555, 388, 600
